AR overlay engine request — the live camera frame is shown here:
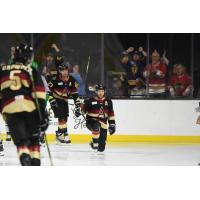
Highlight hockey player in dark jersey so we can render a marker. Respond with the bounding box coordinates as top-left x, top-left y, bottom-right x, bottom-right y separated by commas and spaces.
47, 62, 81, 144
0, 43, 49, 166
82, 84, 116, 152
